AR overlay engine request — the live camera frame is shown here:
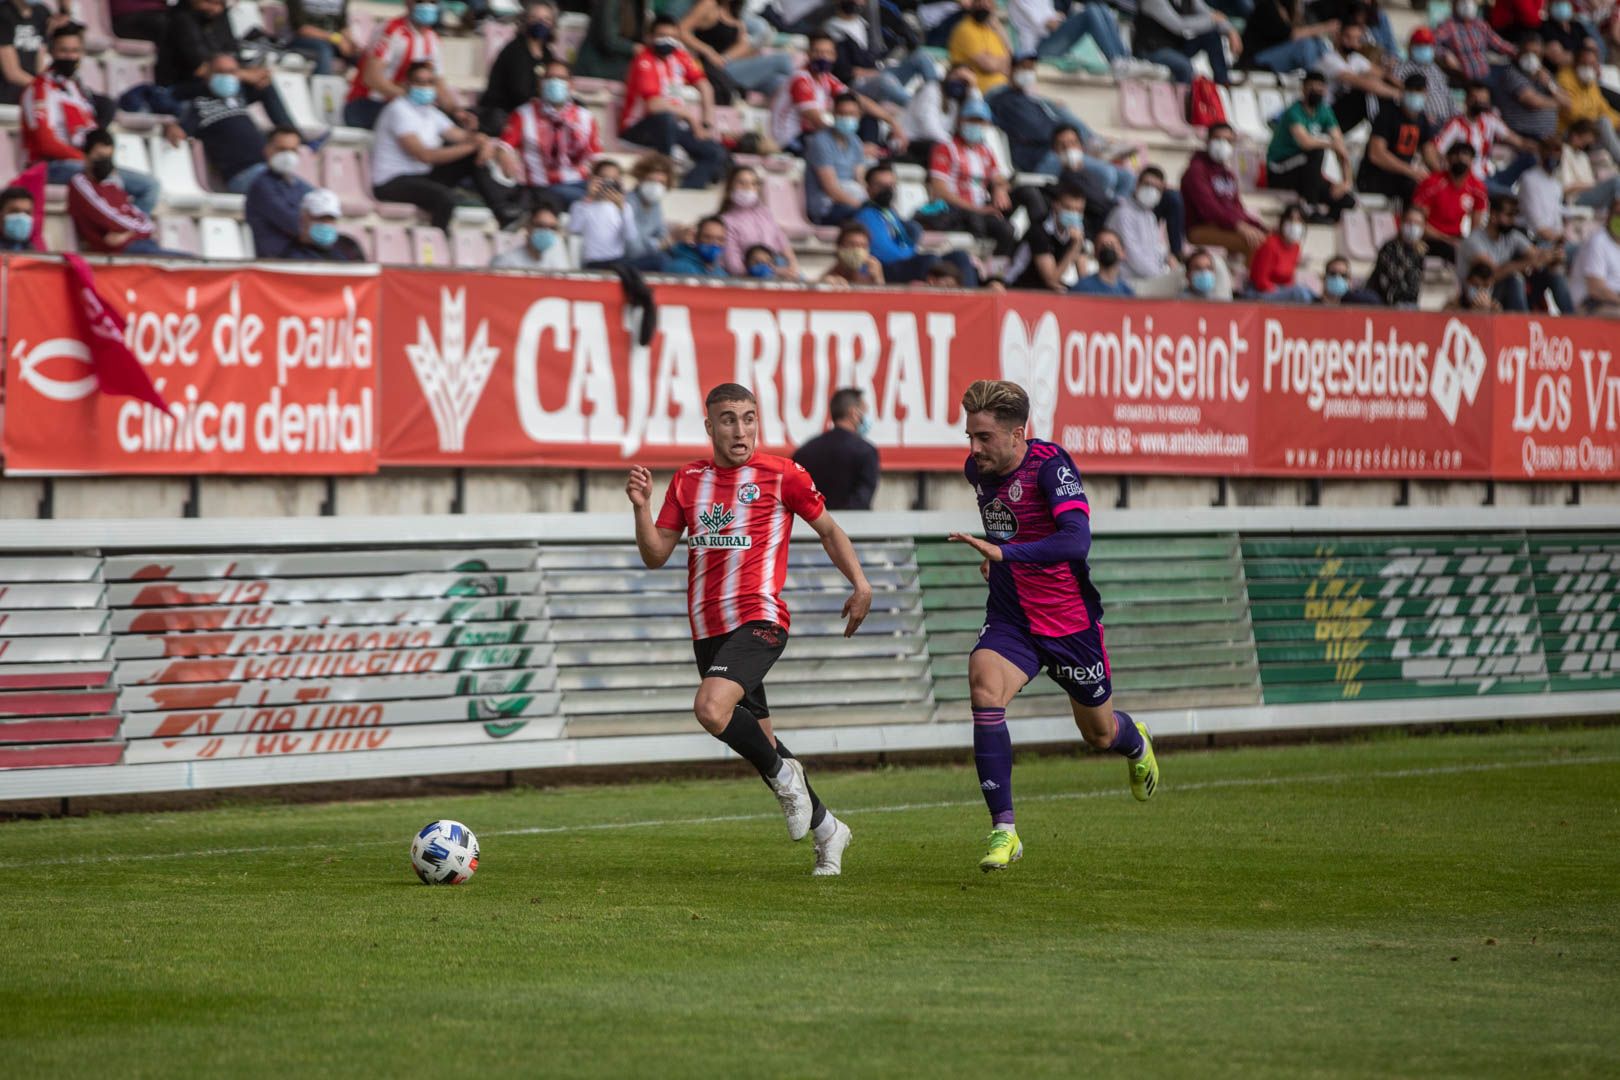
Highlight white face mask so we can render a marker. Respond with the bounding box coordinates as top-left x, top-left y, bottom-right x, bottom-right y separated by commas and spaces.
1208, 139, 1234, 164
1519, 53, 1541, 75
1401, 221, 1424, 244
1062, 147, 1084, 170
1135, 185, 1162, 210
1282, 221, 1304, 244
731, 188, 759, 208
638, 180, 666, 204
1578, 65, 1598, 85
268, 149, 300, 177
1012, 69, 1037, 90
